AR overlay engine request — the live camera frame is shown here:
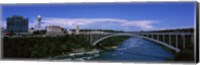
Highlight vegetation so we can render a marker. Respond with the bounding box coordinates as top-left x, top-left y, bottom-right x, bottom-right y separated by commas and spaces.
3, 34, 92, 59
141, 28, 194, 33
33, 30, 46, 34
96, 36, 130, 50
